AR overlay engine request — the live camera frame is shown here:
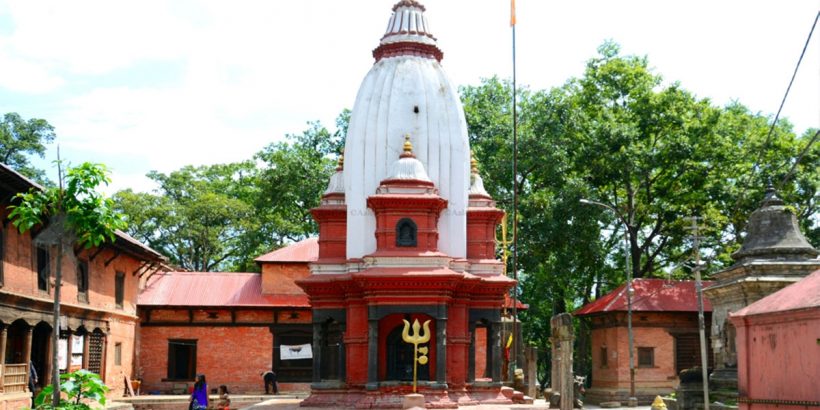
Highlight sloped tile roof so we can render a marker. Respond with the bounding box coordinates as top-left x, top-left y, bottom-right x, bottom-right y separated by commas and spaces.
574, 278, 713, 316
